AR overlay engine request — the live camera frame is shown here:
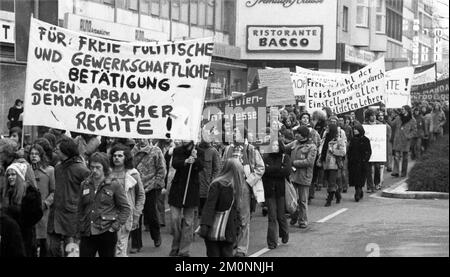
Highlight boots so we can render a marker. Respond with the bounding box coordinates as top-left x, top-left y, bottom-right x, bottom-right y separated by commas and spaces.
354, 188, 361, 202
325, 192, 335, 207
335, 189, 342, 204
